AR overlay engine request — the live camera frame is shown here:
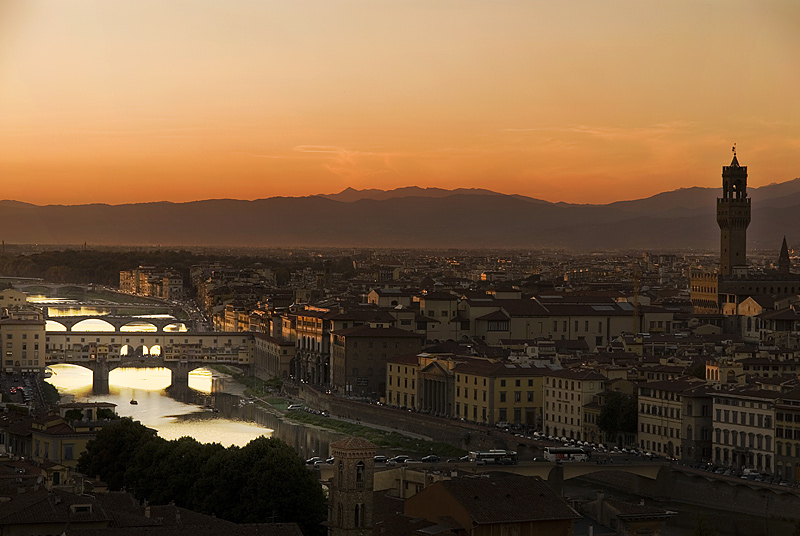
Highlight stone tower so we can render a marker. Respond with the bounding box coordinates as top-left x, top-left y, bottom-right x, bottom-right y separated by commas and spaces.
328, 437, 377, 536
779, 236, 791, 275
717, 148, 751, 276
